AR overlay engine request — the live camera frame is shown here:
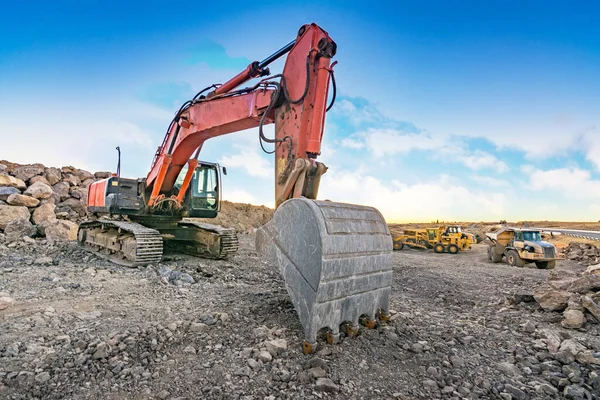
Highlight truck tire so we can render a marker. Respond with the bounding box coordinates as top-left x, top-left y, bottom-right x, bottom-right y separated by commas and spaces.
535, 260, 556, 269
433, 243, 445, 253
506, 250, 525, 267
447, 244, 459, 254
418, 240, 429, 249
487, 246, 503, 263
393, 241, 404, 251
